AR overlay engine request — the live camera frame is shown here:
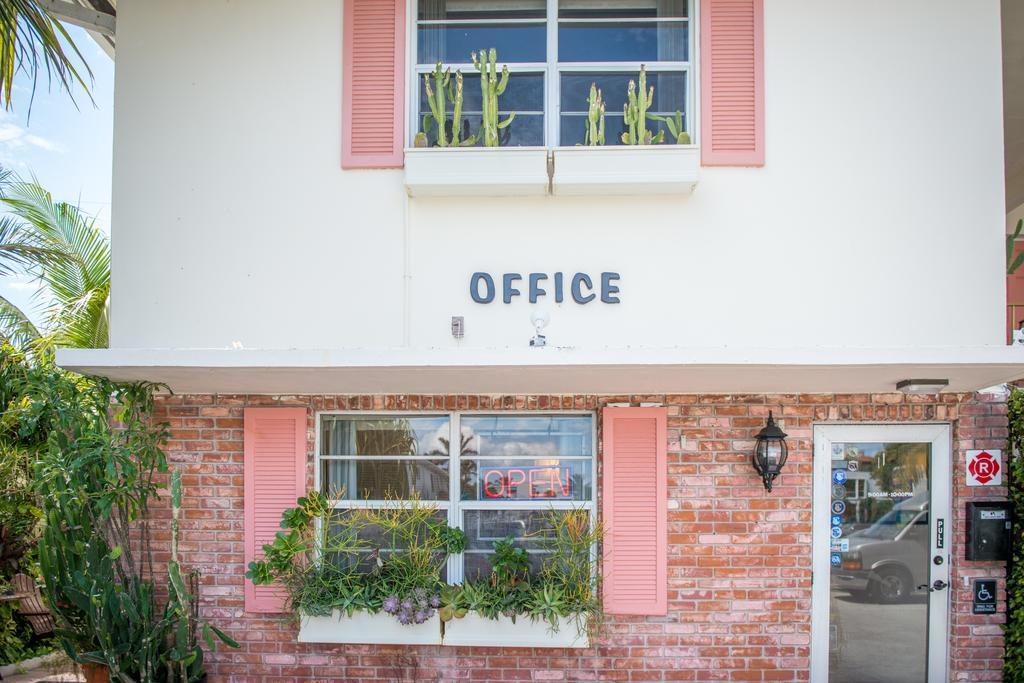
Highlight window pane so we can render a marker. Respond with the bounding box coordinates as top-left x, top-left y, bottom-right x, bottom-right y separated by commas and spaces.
417, 114, 544, 147
559, 21, 687, 62
326, 509, 448, 578
419, 0, 546, 21
559, 71, 686, 145
416, 73, 544, 147
460, 459, 593, 501
321, 459, 450, 500
320, 416, 451, 456
558, 0, 688, 19
462, 509, 583, 579
418, 73, 544, 116
461, 415, 593, 457
418, 25, 546, 63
